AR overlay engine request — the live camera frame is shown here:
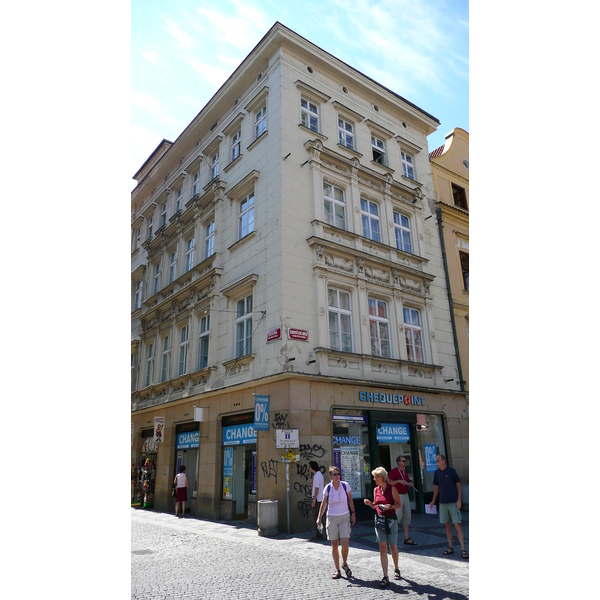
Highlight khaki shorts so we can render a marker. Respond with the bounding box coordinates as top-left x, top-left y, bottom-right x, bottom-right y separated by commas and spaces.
396, 493, 411, 525
326, 513, 351, 540
439, 503, 462, 524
